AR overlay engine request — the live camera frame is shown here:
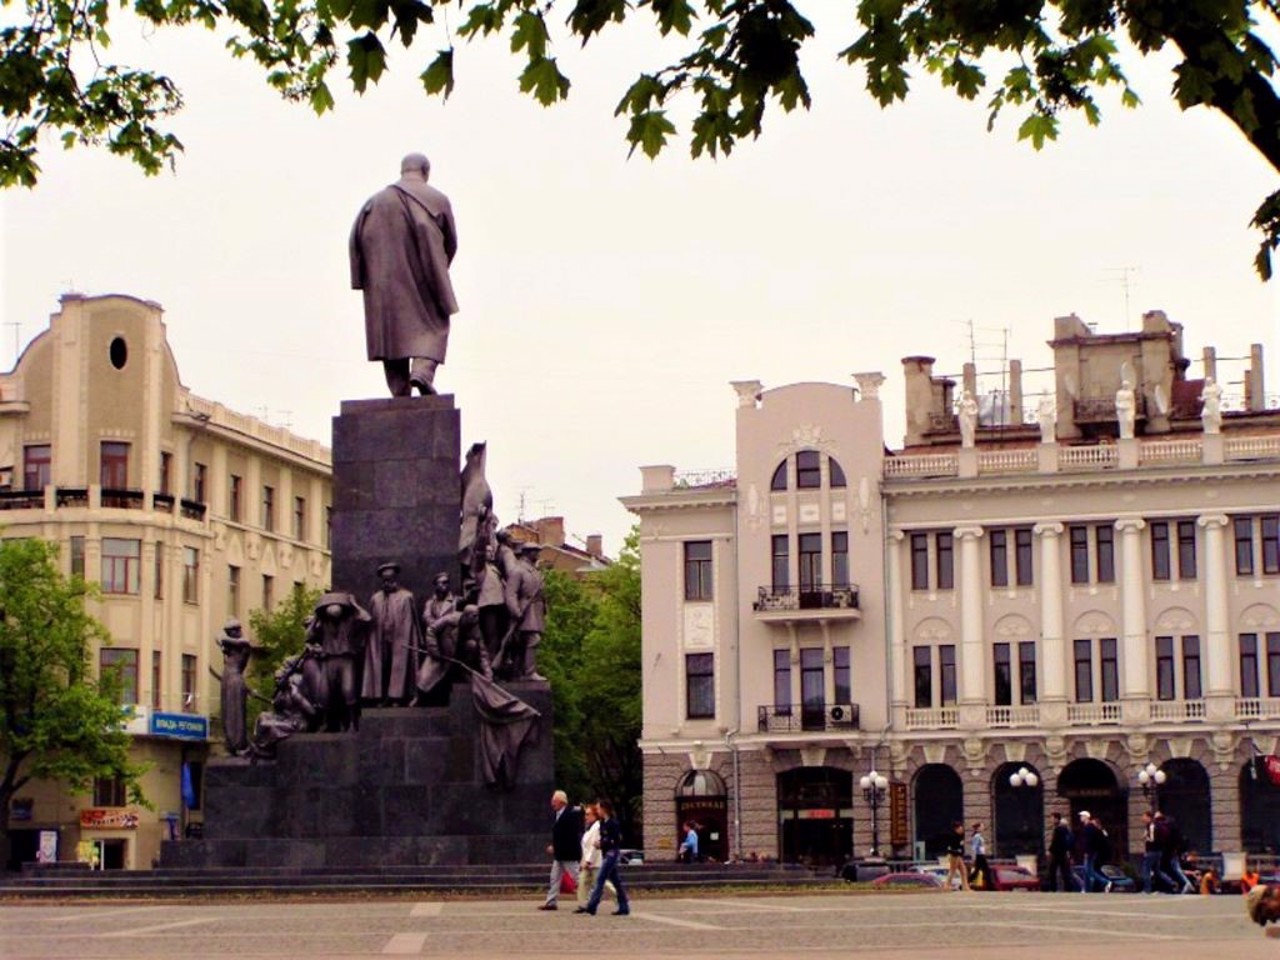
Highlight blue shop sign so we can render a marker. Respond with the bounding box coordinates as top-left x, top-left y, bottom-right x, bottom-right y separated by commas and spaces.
149, 712, 209, 741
